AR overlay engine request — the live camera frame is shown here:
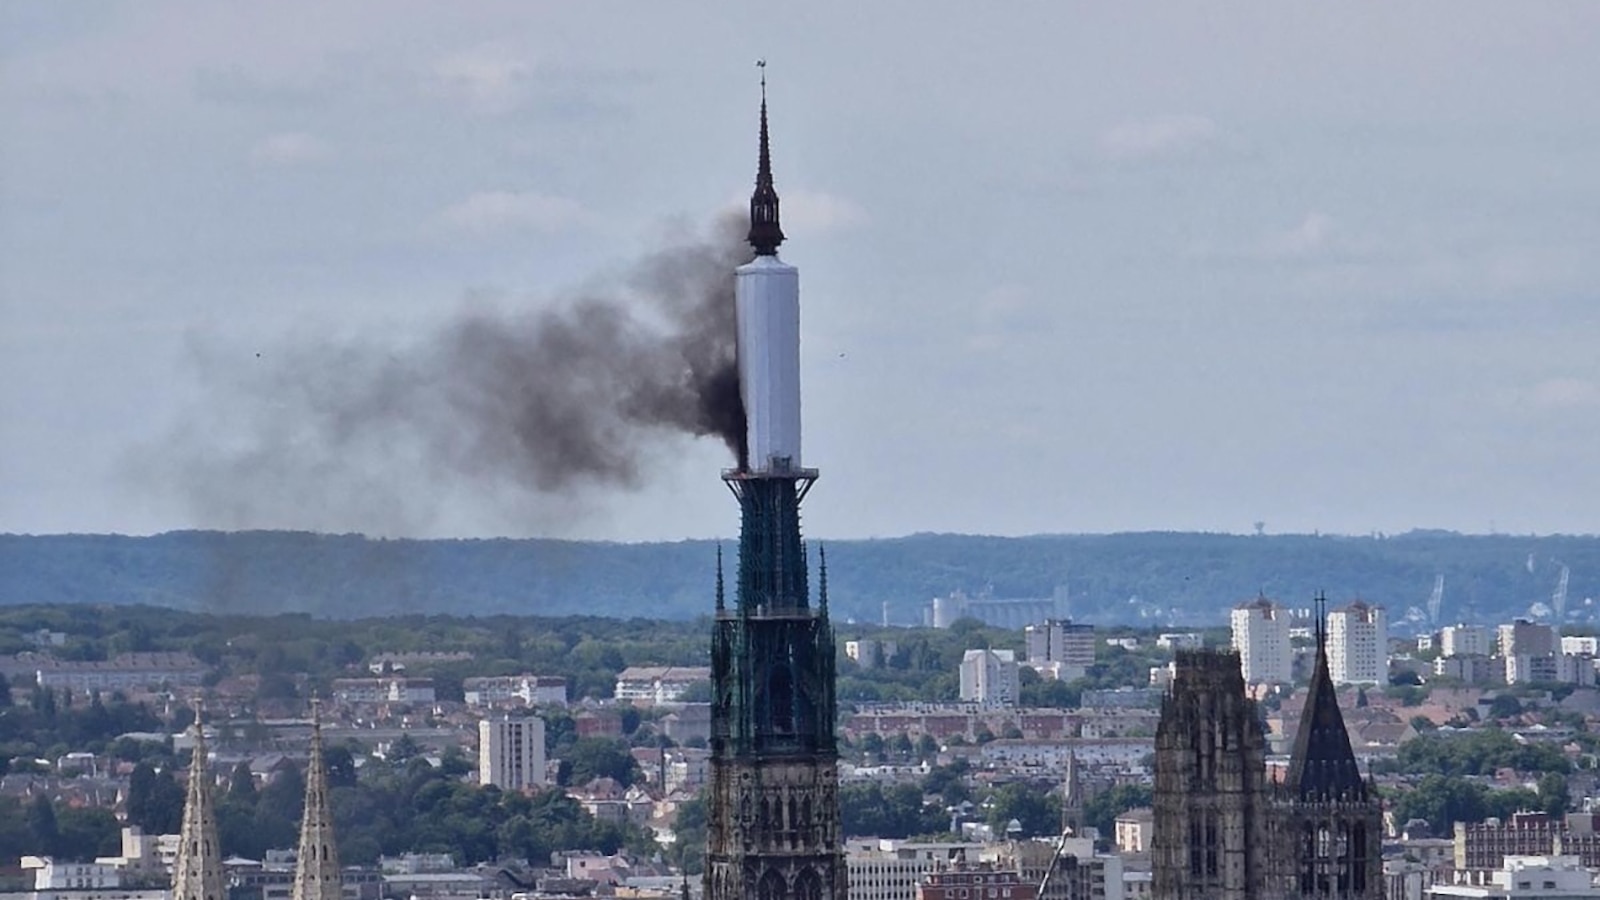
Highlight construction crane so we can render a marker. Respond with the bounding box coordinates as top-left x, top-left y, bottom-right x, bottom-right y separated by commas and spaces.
1426, 575, 1445, 624
1035, 827, 1074, 899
